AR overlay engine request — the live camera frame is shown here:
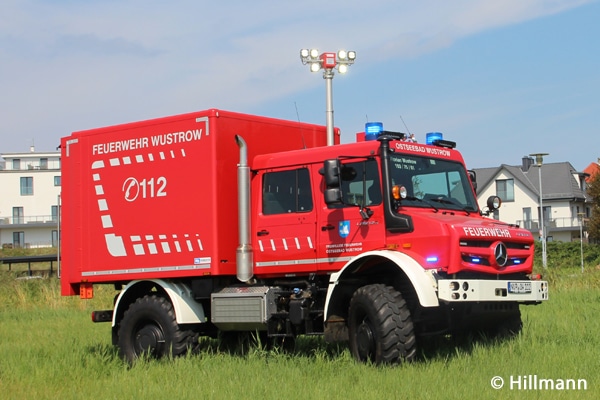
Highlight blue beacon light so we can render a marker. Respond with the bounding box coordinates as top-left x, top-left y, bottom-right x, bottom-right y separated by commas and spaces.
425, 132, 443, 145
365, 122, 383, 141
